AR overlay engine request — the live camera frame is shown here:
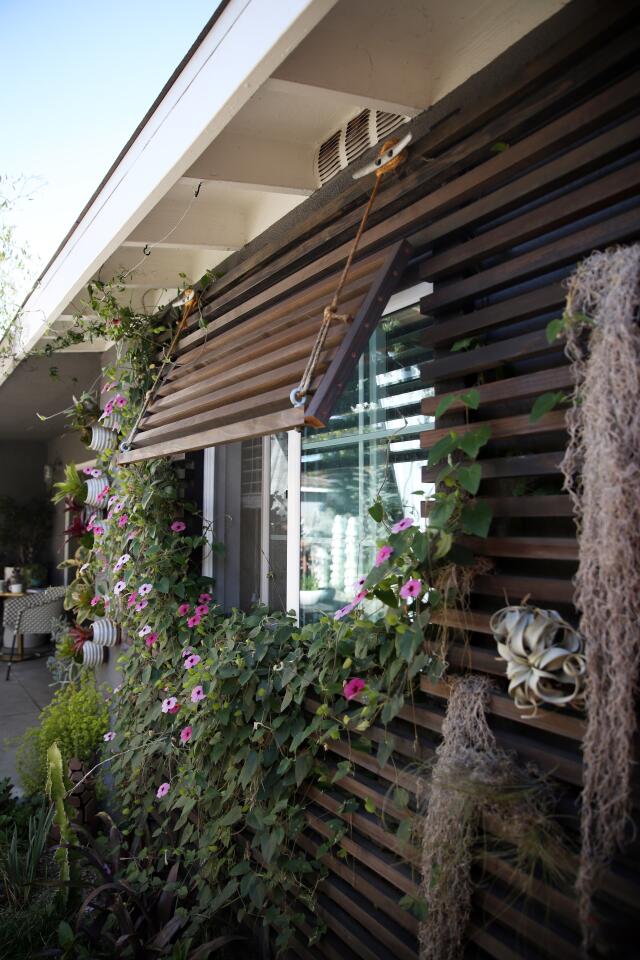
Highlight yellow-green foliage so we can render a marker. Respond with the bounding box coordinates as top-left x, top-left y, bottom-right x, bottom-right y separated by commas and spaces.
46, 742, 73, 902
15, 677, 108, 795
